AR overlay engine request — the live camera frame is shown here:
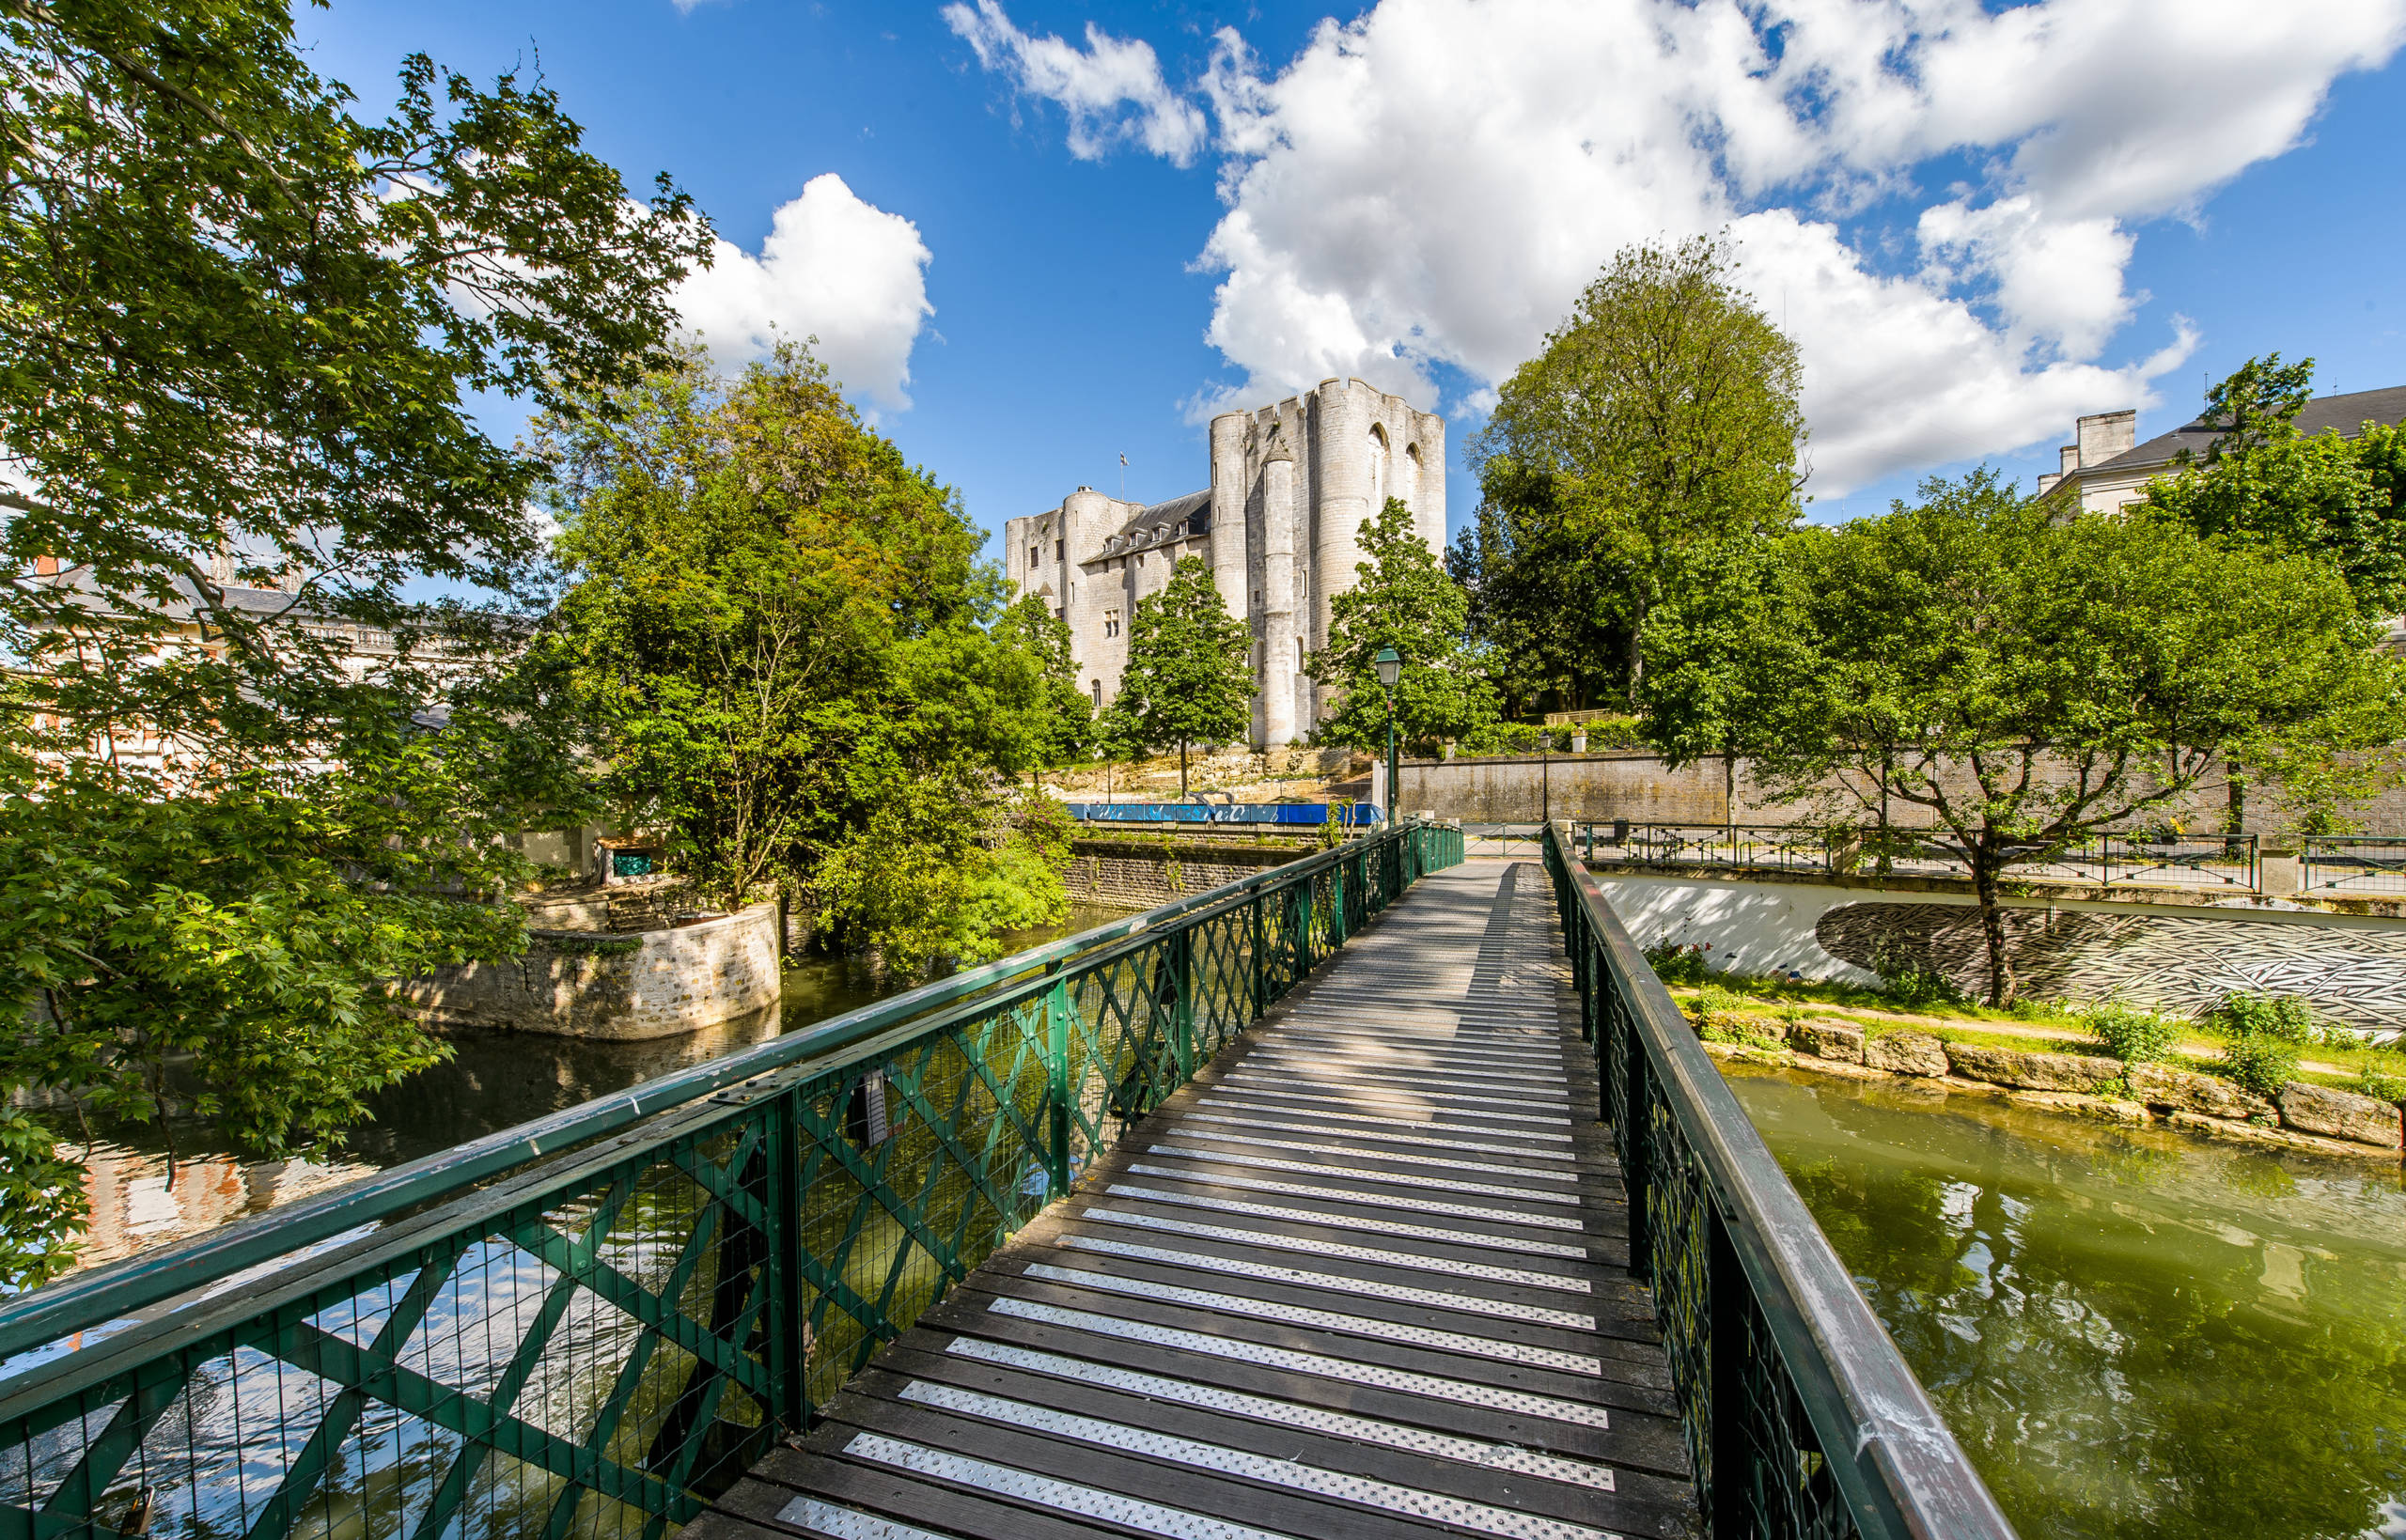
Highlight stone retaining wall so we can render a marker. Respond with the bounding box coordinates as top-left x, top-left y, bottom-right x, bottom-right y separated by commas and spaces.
1729, 1024, 2405, 1158
1064, 838, 1305, 910
401, 901, 781, 1040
